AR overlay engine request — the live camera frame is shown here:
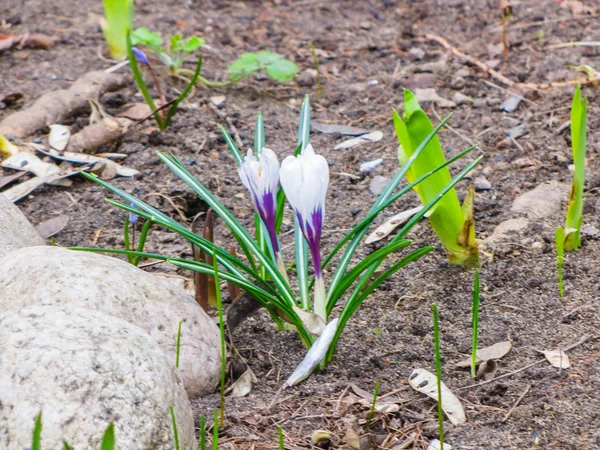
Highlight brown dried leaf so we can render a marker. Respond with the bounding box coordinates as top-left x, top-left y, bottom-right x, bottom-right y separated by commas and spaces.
117, 103, 152, 120
228, 368, 258, 398
35, 215, 70, 238
455, 341, 513, 367
542, 349, 570, 369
